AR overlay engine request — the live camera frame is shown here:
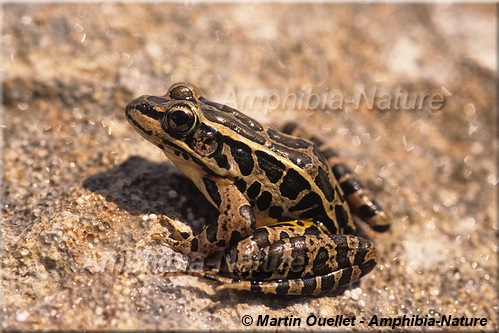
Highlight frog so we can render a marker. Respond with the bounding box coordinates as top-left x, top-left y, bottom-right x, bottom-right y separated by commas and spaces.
125, 82, 389, 295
